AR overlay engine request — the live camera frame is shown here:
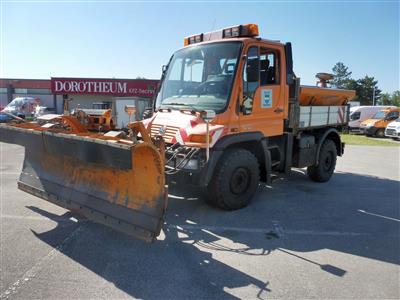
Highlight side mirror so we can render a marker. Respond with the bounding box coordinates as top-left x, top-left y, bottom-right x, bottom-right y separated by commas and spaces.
162, 65, 168, 74
240, 95, 253, 115
201, 110, 216, 121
